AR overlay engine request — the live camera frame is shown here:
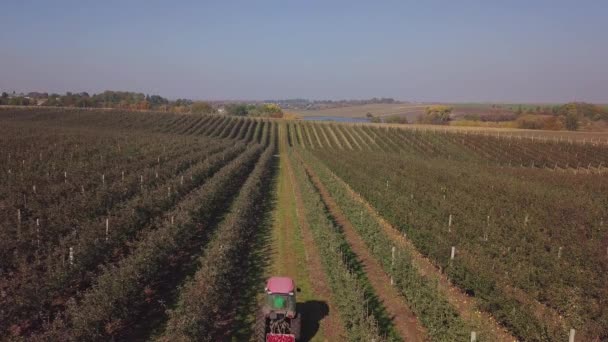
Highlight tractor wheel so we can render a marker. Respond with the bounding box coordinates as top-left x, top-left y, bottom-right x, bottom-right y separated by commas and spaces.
255, 309, 267, 342
291, 315, 302, 341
